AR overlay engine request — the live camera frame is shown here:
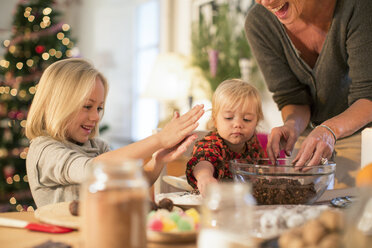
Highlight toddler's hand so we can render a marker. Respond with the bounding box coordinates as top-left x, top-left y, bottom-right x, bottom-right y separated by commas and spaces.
197, 175, 217, 197
159, 105, 204, 149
